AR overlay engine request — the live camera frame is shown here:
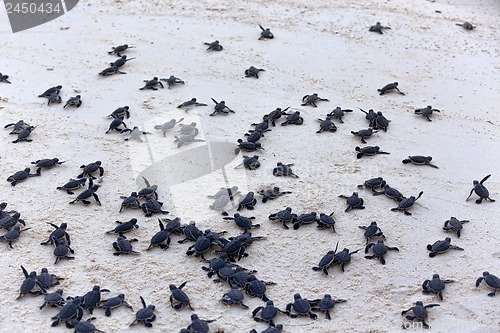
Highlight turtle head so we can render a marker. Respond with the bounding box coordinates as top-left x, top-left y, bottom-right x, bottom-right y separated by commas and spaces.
377, 240, 384, 244
60, 223, 68, 229
483, 271, 490, 277
41, 268, 48, 273
191, 314, 199, 320
472, 180, 479, 185
293, 293, 301, 300
370, 221, 377, 226
93, 285, 100, 291
169, 284, 176, 290
415, 301, 423, 306
266, 300, 274, 306
444, 237, 451, 242
432, 274, 440, 279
